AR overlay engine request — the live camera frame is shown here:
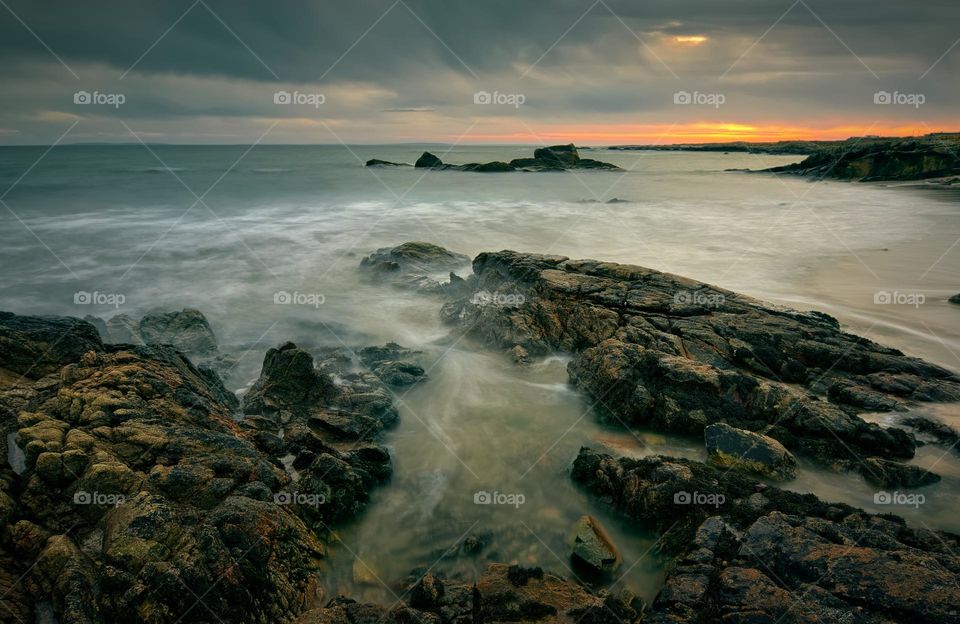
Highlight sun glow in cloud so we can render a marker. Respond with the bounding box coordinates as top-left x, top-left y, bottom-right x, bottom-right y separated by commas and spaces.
672, 35, 708, 46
